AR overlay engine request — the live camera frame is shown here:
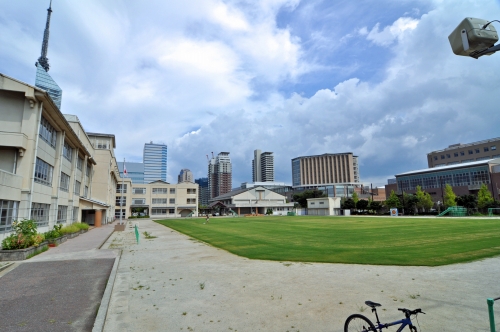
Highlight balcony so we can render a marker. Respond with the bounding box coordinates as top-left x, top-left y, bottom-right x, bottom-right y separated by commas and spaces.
0, 169, 23, 201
